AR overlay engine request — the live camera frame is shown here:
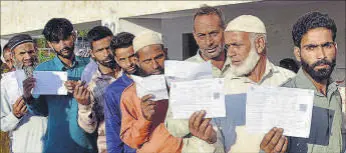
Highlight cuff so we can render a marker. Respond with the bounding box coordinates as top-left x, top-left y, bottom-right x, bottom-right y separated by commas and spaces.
78, 103, 92, 111
9, 112, 22, 123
